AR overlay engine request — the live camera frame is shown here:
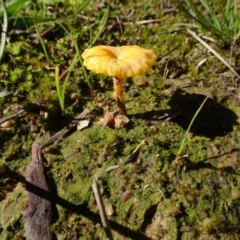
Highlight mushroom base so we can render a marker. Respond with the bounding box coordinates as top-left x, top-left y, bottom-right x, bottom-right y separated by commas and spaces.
116, 97, 127, 114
